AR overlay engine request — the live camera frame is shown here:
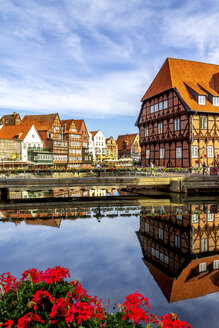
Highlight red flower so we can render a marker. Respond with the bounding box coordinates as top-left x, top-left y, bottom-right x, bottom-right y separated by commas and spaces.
30, 288, 54, 310
0, 272, 18, 294
40, 266, 70, 284
0, 319, 14, 327
160, 313, 191, 328
50, 298, 69, 324
17, 313, 44, 328
21, 269, 42, 284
